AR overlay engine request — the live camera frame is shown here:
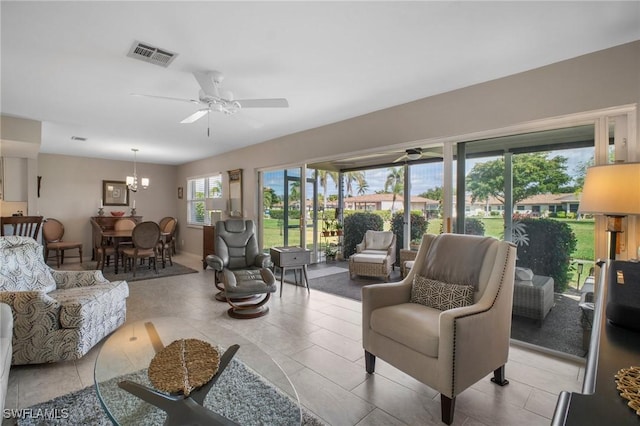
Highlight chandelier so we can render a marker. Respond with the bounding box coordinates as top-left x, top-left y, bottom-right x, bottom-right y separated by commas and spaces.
126, 148, 149, 192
